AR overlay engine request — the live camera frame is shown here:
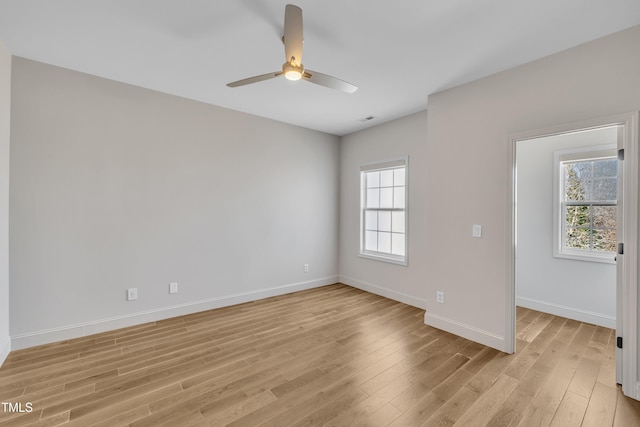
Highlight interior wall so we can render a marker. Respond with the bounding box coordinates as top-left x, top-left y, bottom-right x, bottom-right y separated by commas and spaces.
9, 58, 340, 349
516, 127, 618, 328
339, 110, 428, 308
424, 25, 640, 352
0, 41, 11, 365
